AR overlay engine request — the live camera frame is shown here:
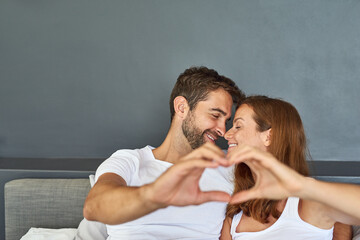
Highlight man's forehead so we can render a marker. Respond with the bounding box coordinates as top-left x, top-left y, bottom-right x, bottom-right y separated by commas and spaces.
189, 89, 231, 112
196, 92, 233, 114
193, 99, 232, 113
